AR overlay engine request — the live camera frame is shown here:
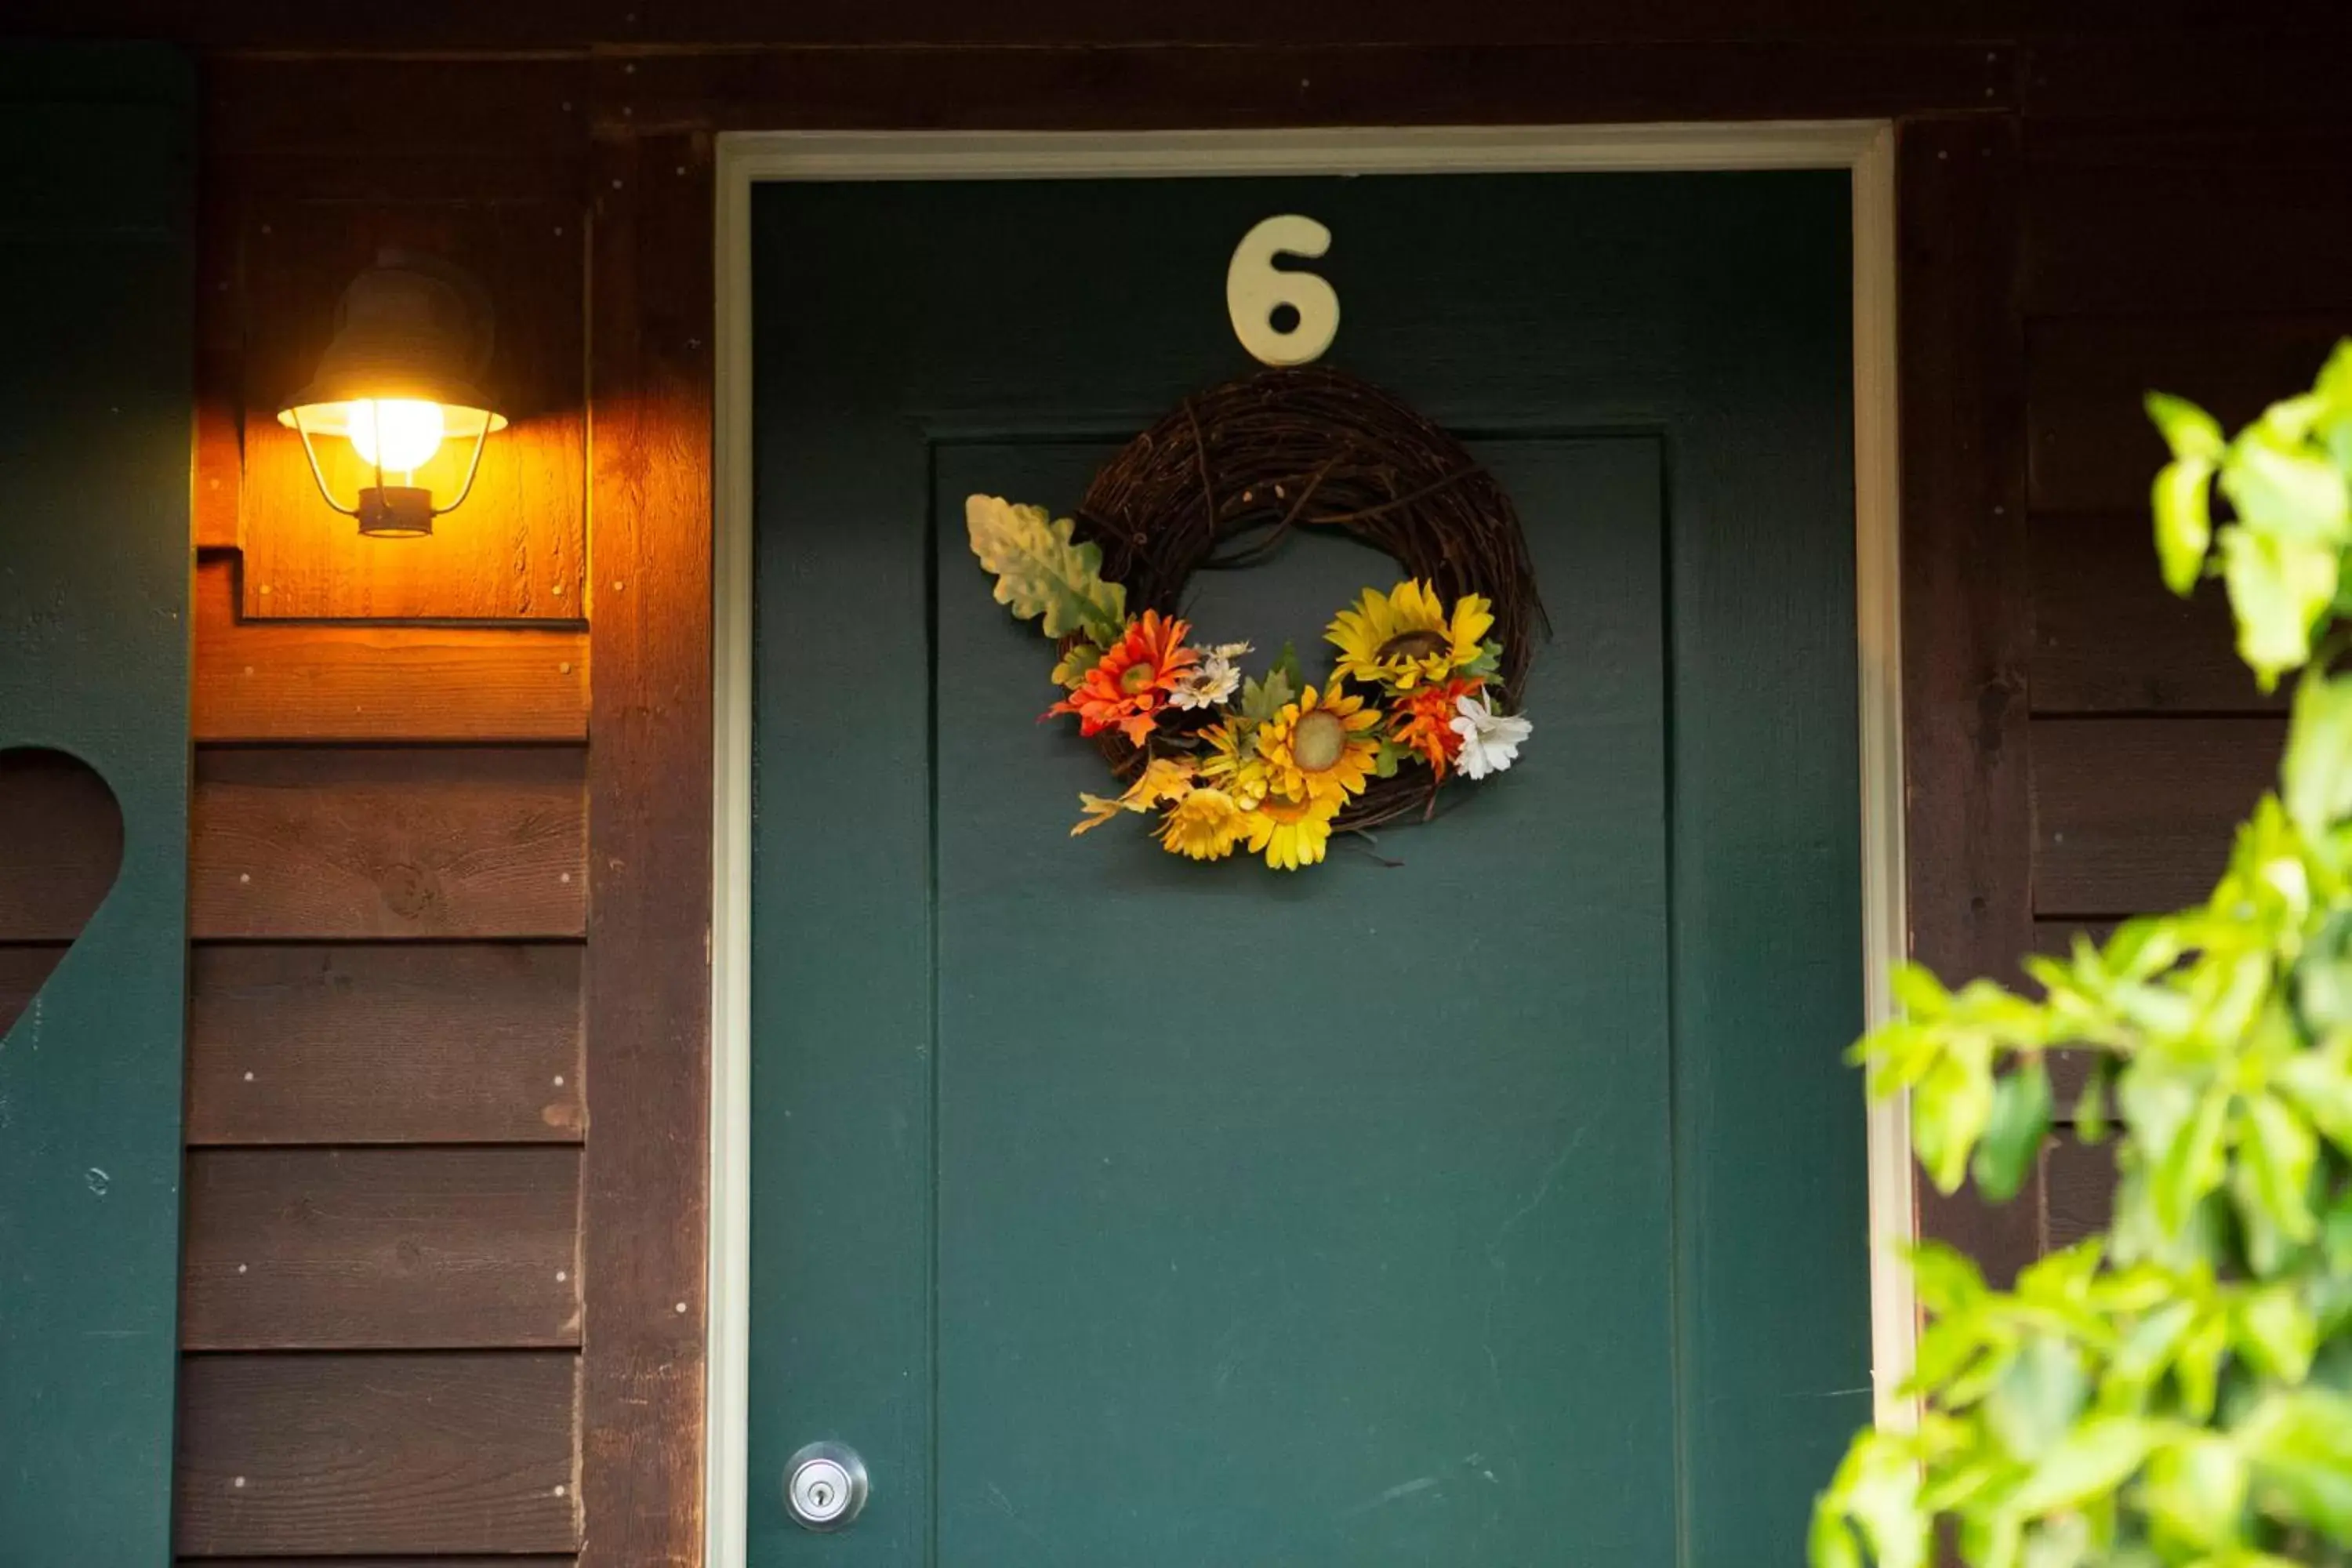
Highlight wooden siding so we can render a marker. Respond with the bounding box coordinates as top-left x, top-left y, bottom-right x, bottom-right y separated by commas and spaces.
180, 1146, 583, 1349
174, 1352, 579, 1556
193, 559, 590, 742
186, 943, 585, 1145
171, 49, 705, 1561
